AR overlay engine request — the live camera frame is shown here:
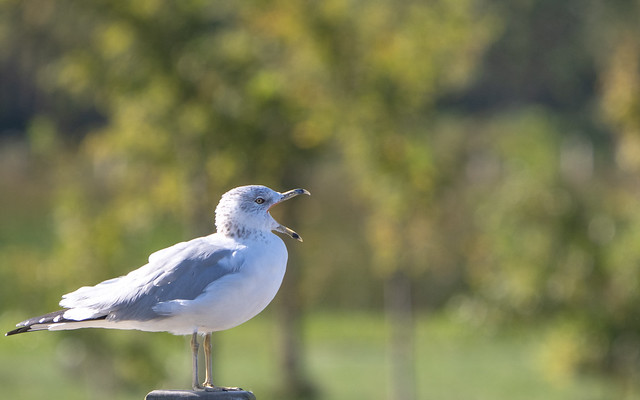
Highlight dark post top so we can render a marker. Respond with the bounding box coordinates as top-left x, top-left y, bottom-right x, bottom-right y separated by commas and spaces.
145, 390, 256, 400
